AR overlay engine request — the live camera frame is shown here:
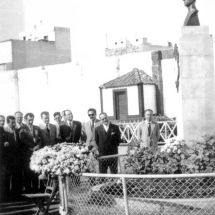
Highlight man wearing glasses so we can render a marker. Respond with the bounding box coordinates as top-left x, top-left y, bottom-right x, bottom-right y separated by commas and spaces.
82, 108, 100, 148
95, 112, 121, 174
